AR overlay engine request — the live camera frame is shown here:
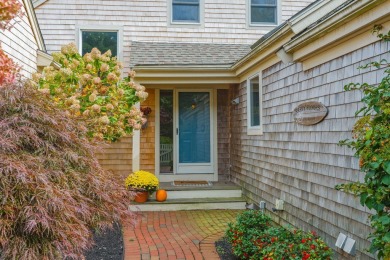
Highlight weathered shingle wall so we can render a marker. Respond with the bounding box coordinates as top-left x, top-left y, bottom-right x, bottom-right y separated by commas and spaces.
230, 40, 390, 259
34, 0, 315, 69
1, 0, 38, 78
96, 137, 133, 180
217, 89, 231, 178
140, 89, 156, 174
